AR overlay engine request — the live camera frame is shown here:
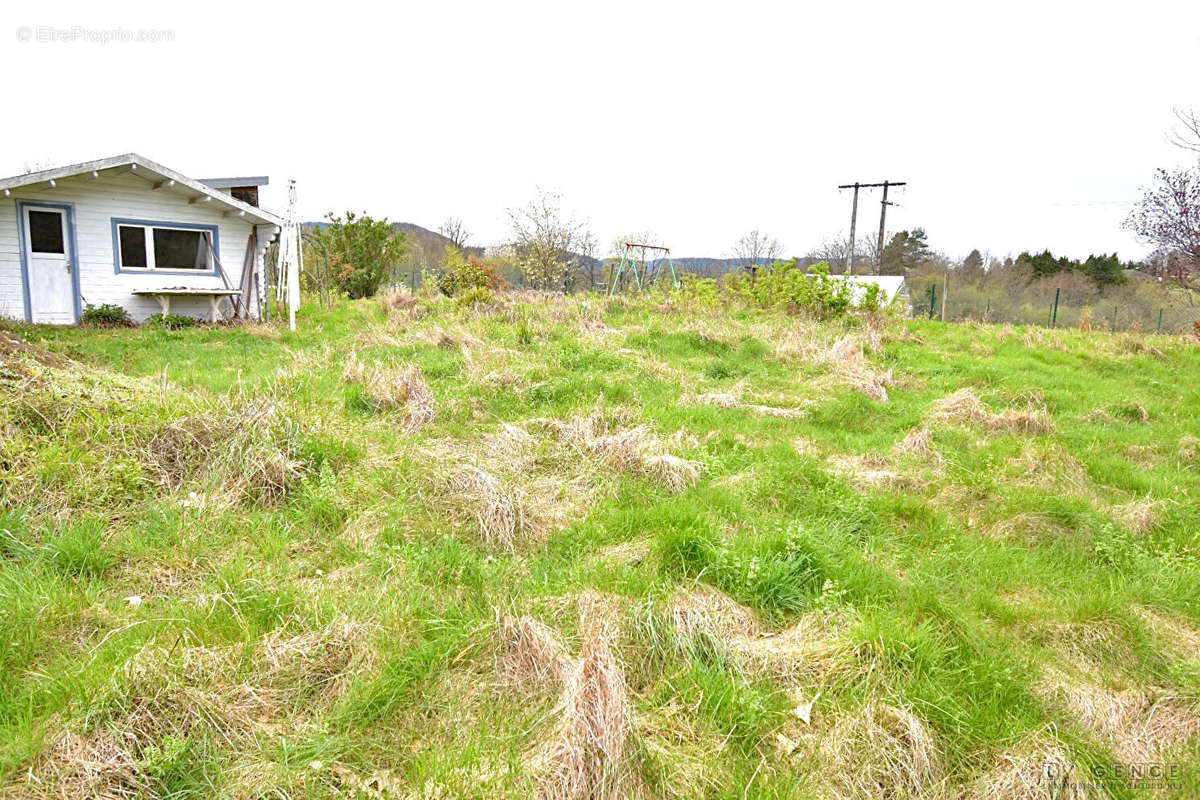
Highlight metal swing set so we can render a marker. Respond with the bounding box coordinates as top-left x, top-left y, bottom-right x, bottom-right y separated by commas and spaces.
607, 242, 679, 295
